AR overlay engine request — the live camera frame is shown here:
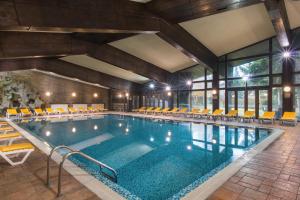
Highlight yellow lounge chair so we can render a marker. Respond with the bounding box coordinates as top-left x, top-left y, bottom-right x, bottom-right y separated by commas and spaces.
224, 110, 238, 120
78, 106, 88, 113
0, 121, 9, 127
259, 111, 276, 124
142, 107, 154, 113
280, 112, 297, 126
56, 108, 67, 114
0, 143, 34, 166
209, 109, 224, 119
6, 108, 19, 118
46, 108, 56, 115
0, 126, 14, 134
186, 108, 200, 117
193, 109, 211, 118
240, 111, 255, 122
68, 107, 78, 114
173, 108, 188, 116
157, 108, 170, 114
34, 108, 46, 116
165, 107, 179, 115
0, 132, 22, 145
20, 108, 33, 117
132, 107, 145, 112
87, 106, 97, 113
149, 107, 162, 114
